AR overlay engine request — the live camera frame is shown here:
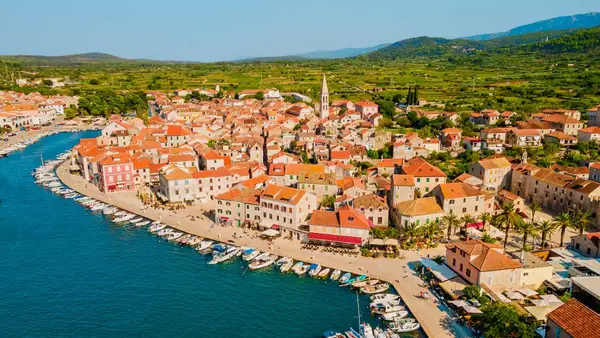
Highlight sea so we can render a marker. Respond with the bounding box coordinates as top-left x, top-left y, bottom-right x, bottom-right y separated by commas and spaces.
0, 131, 412, 338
